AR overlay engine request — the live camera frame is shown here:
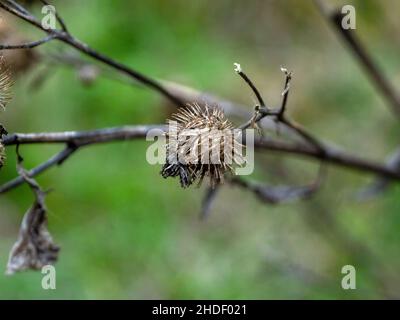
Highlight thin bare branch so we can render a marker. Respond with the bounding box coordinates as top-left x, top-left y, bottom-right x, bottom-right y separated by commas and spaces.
0, 34, 56, 49
314, 0, 400, 118
0, 144, 76, 194
0, 125, 399, 195
236, 66, 326, 153
0, 0, 185, 106
278, 67, 292, 119
0, 125, 163, 193
200, 186, 220, 220
0, 0, 399, 200
357, 147, 400, 200
39, 0, 69, 32
234, 62, 267, 108
2, 125, 164, 145
230, 176, 320, 205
